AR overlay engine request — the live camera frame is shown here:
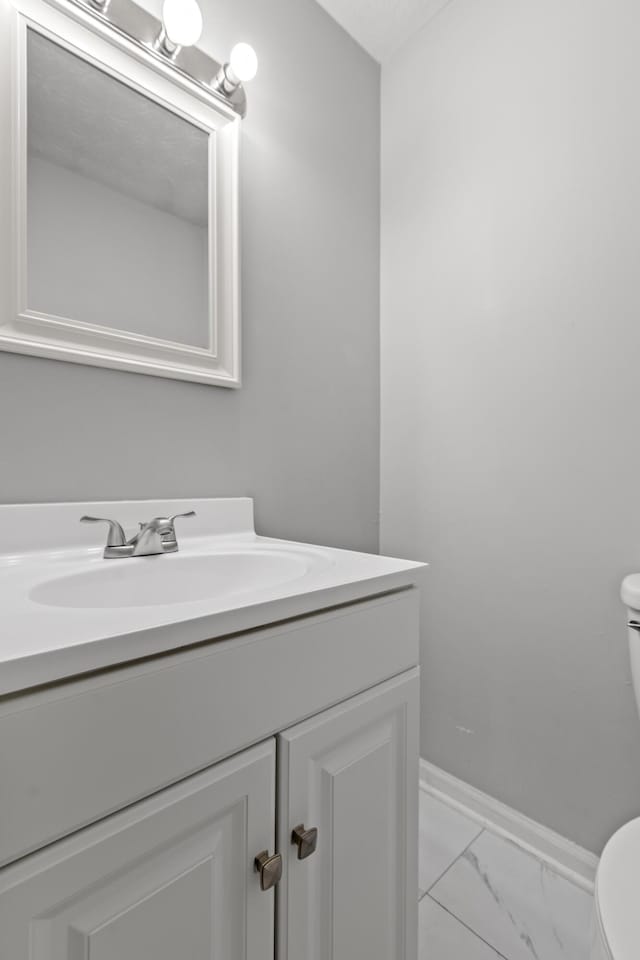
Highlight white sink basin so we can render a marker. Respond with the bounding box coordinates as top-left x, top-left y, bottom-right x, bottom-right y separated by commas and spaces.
0, 497, 425, 695
30, 548, 317, 609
